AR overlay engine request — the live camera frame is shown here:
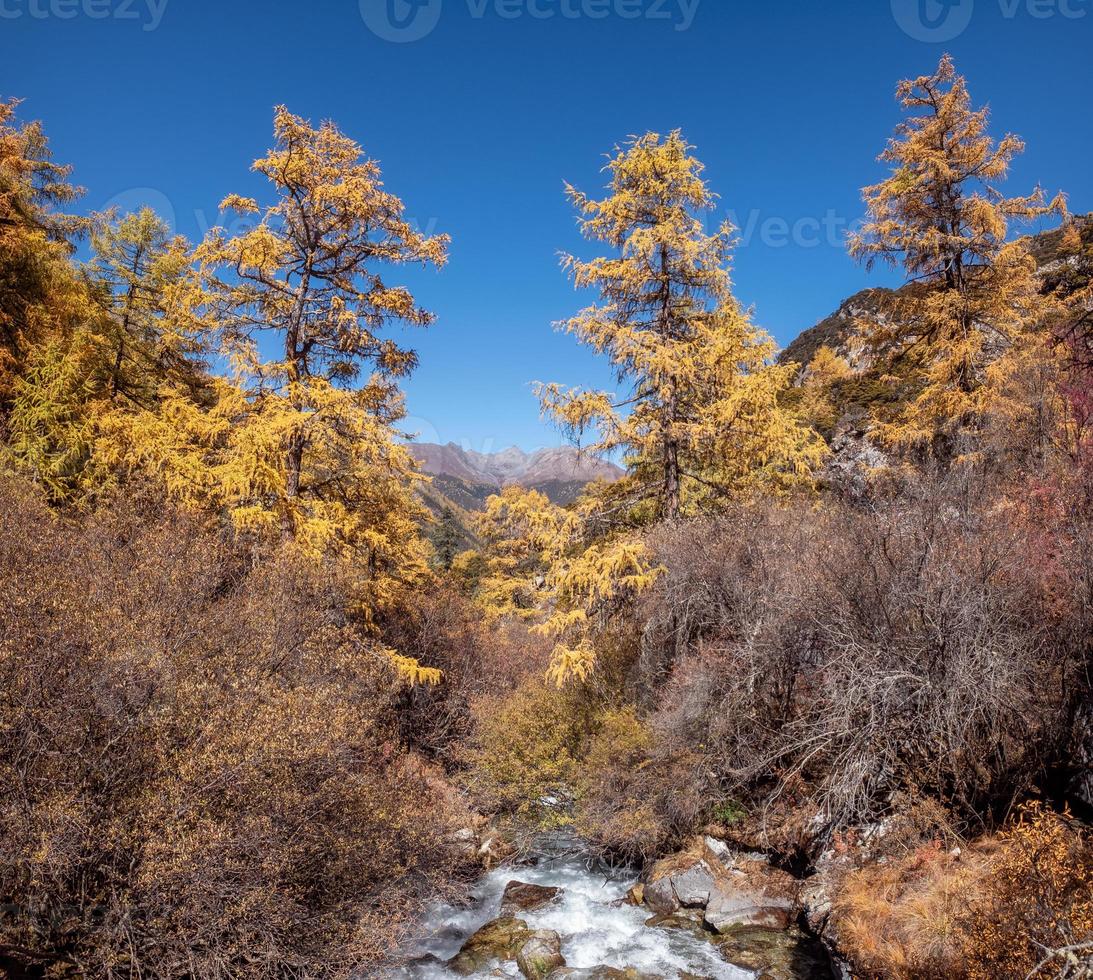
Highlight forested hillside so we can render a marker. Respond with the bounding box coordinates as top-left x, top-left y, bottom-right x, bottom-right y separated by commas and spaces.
0, 54, 1090, 980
